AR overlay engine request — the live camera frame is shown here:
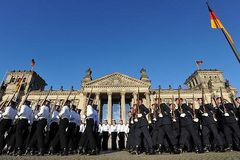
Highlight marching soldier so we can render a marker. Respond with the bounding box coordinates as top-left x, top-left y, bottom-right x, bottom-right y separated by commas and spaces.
235, 97, 240, 126
48, 105, 60, 151
155, 98, 180, 154
110, 120, 118, 150
78, 99, 97, 155
133, 99, 154, 155
49, 100, 71, 155
15, 100, 33, 156
176, 98, 202, 153
67, 104, 78, 154
215, 97, 240, 151
197, 98, 224, 152
0, 100, 17, 155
